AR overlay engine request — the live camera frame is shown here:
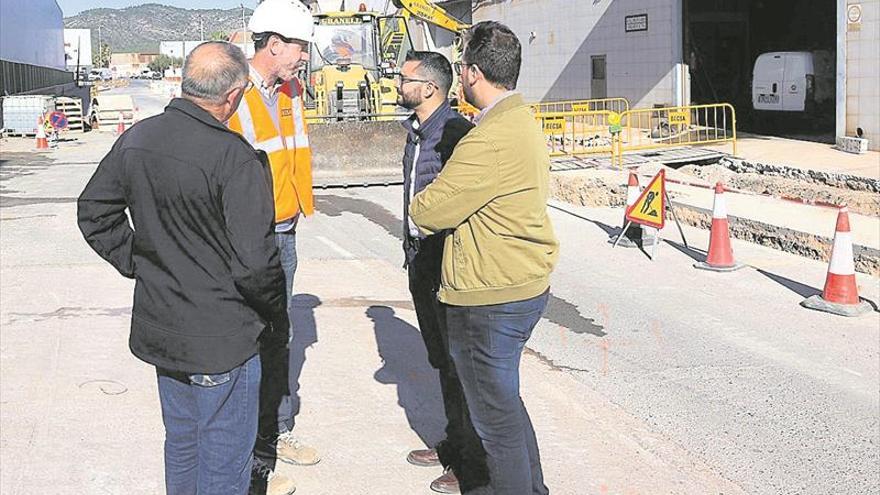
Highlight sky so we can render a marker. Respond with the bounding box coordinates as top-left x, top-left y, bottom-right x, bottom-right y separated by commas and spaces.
57, 1, 263, 17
